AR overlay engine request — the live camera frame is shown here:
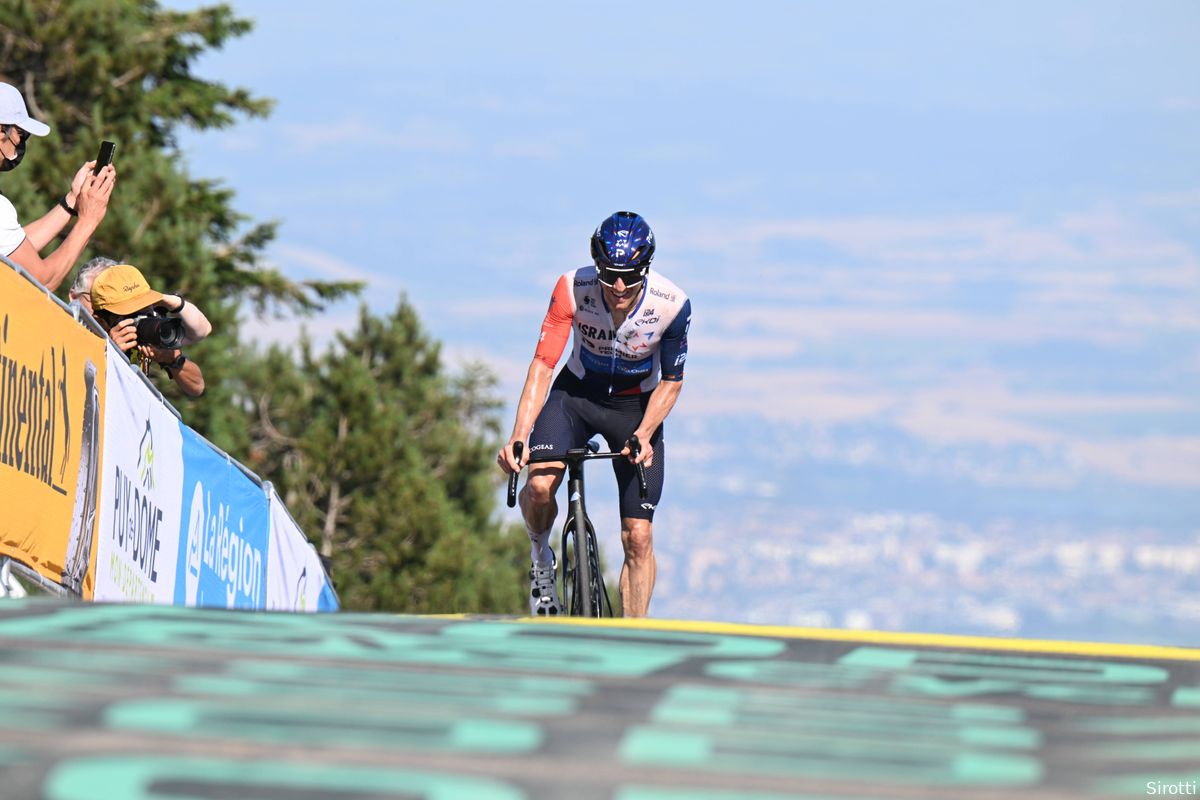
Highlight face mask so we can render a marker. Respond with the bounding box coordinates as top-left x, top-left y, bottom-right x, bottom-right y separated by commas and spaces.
0, 134, 25, 172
